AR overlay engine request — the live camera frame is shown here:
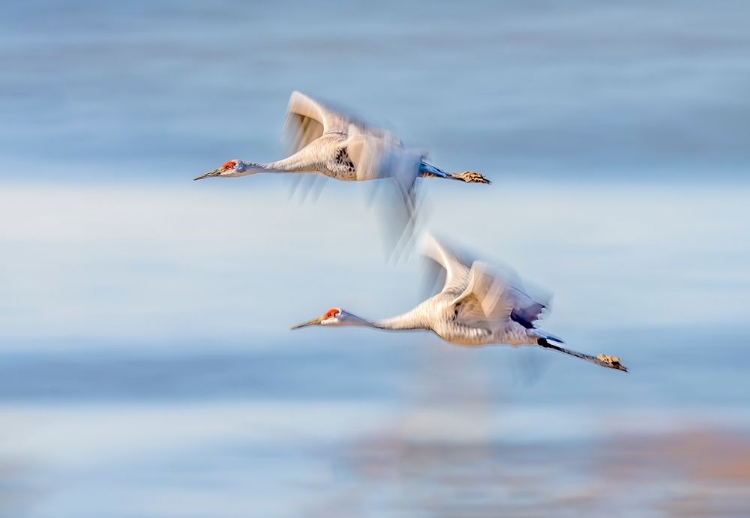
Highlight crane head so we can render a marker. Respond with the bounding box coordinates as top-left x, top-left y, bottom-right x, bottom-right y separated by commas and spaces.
291, 308, 346, 329
194, 160, 246, 180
